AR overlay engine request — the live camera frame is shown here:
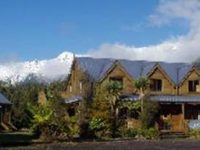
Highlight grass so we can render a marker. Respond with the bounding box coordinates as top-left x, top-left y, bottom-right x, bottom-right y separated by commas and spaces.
0, 131, 36, 147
